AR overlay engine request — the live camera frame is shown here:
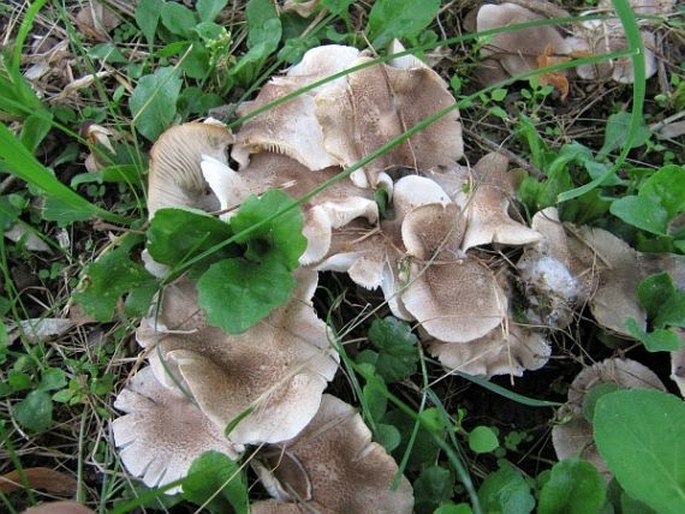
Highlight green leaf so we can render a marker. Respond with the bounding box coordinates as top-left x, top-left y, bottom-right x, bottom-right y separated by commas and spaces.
321, 0, 353, 16
246, 0, 282, 51
598, 111, 651, 160
362, 371, 388, 422
478, 462, 535, 514
367, 317, 419, 383
610, 166, 685, 236
197, 0, 228, 22
229, 190, 306, 270
375, 423, 401, 453
183, 450, 248, 514
38, 368, 67, 392
384, 407, 447, 472
160, 2, 196, 37
14, 390, 53, 432
582, 384, 621, 423
367, 0, 440, 48
197, 256, 295, 334
414, 465, 454, 514
130, 67, 182, 141
147, 208, 237, 269
73, 235, 156, 322
538, 459, 606, 514
638, 272, 685, 327
625, 319, 683, 352
433, 504, 473, 514
468, 426, 499, 454
594, 389, 685, 514
135, 0, 163, 45
0, 123, 123, 223
19, 111, 53, 153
